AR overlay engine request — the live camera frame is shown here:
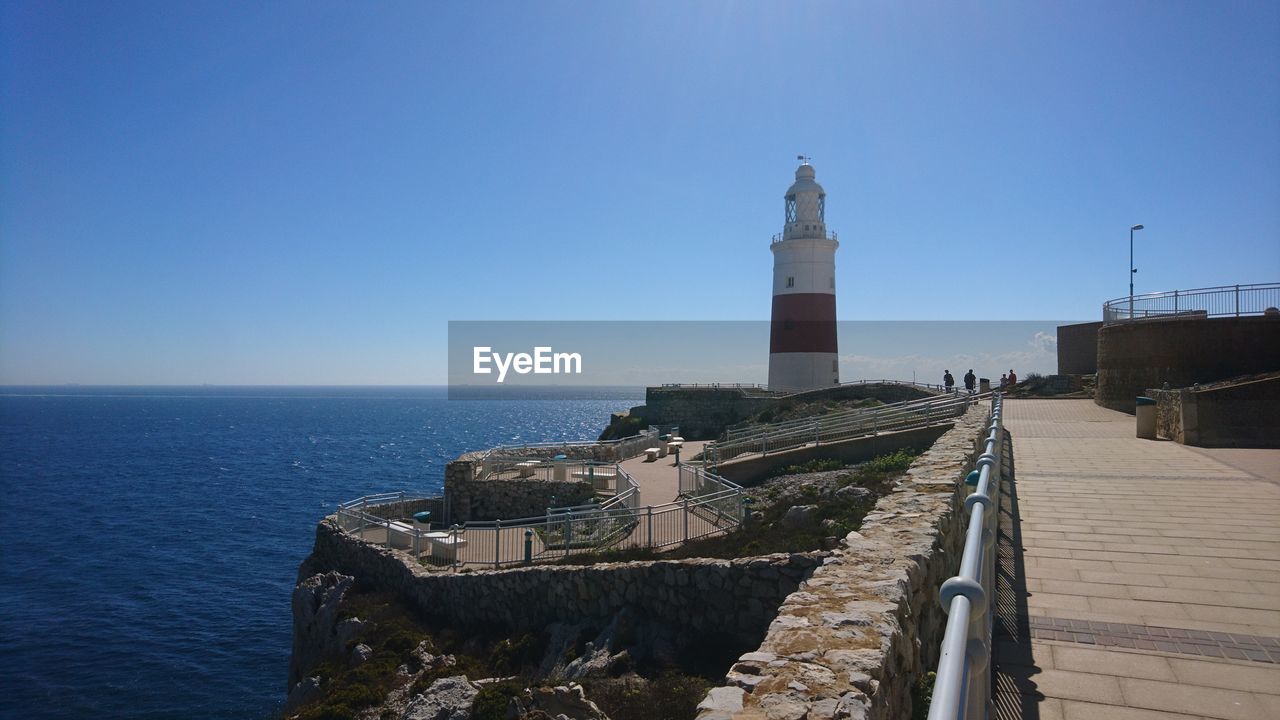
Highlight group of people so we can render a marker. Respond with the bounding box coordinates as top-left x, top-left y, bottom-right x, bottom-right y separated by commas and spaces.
942, 368, 1017, 393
